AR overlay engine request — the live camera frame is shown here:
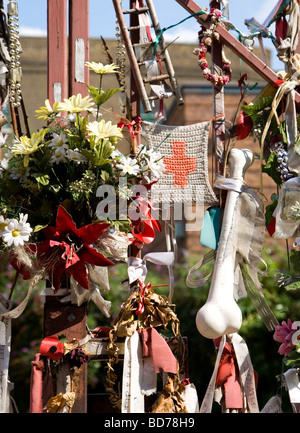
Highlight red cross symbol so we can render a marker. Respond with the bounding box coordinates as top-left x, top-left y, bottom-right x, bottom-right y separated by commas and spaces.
164, 141, 197, 188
